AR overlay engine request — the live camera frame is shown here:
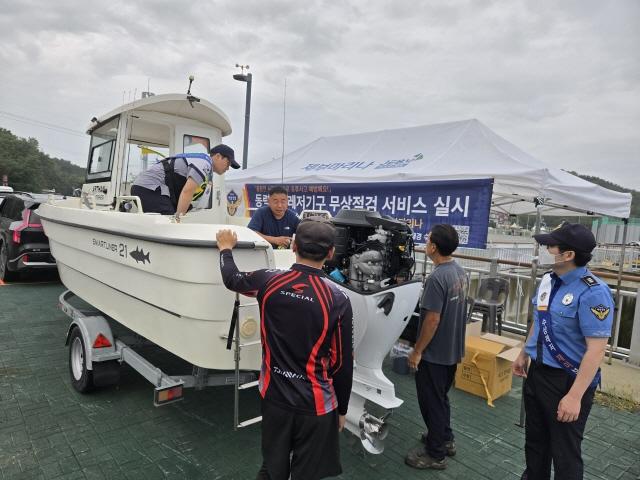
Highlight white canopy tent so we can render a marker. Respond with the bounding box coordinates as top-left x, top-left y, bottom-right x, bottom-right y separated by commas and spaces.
229, 119, 633, 407
228, 119, 631, 219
